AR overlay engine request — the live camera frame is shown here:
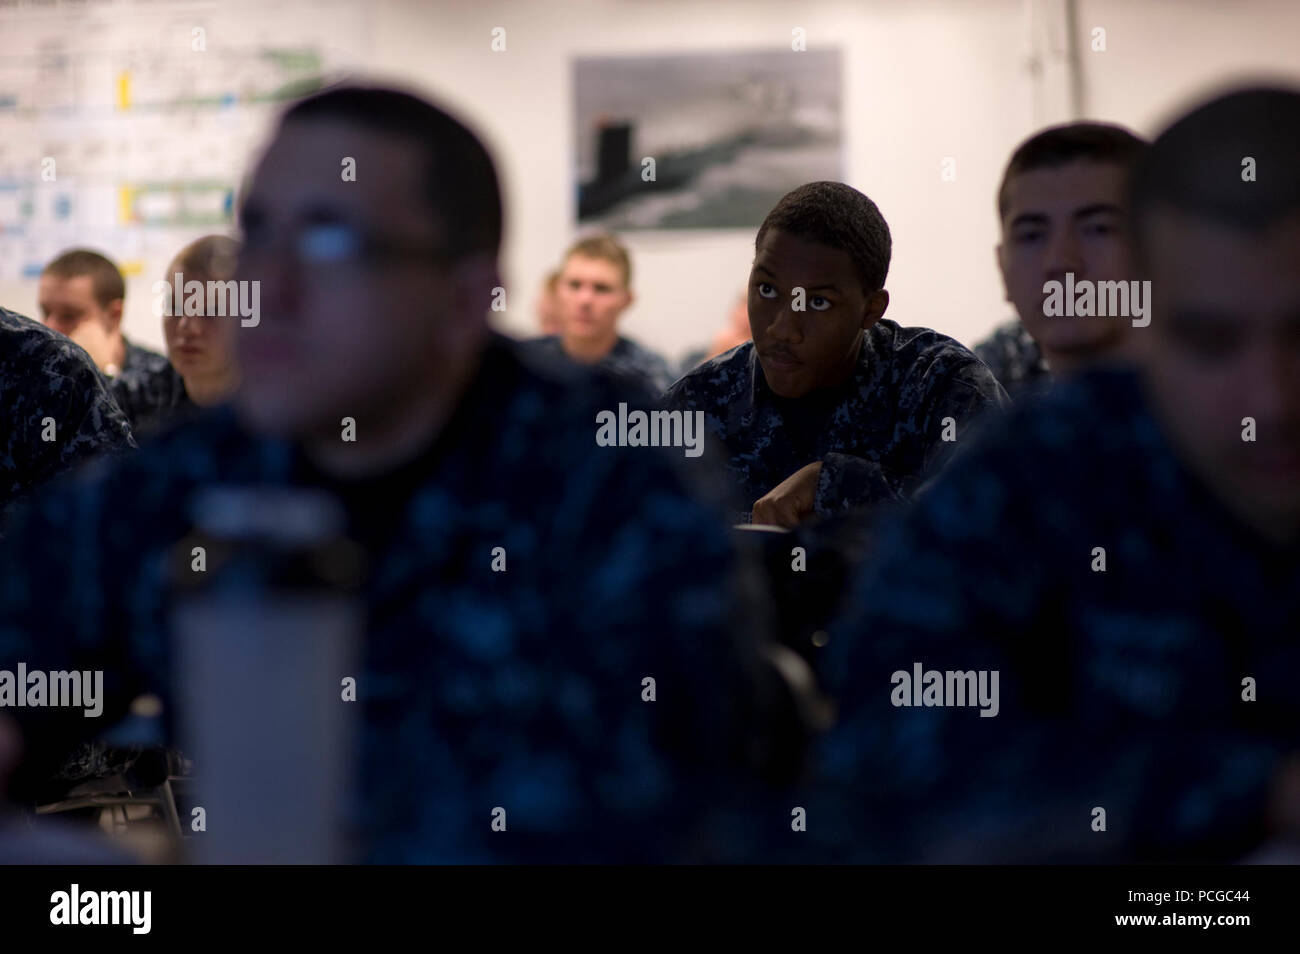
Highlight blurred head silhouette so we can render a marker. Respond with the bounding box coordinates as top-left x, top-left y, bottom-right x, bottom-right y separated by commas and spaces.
234, 84, 503, 475
1131, 86, 1300, 544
